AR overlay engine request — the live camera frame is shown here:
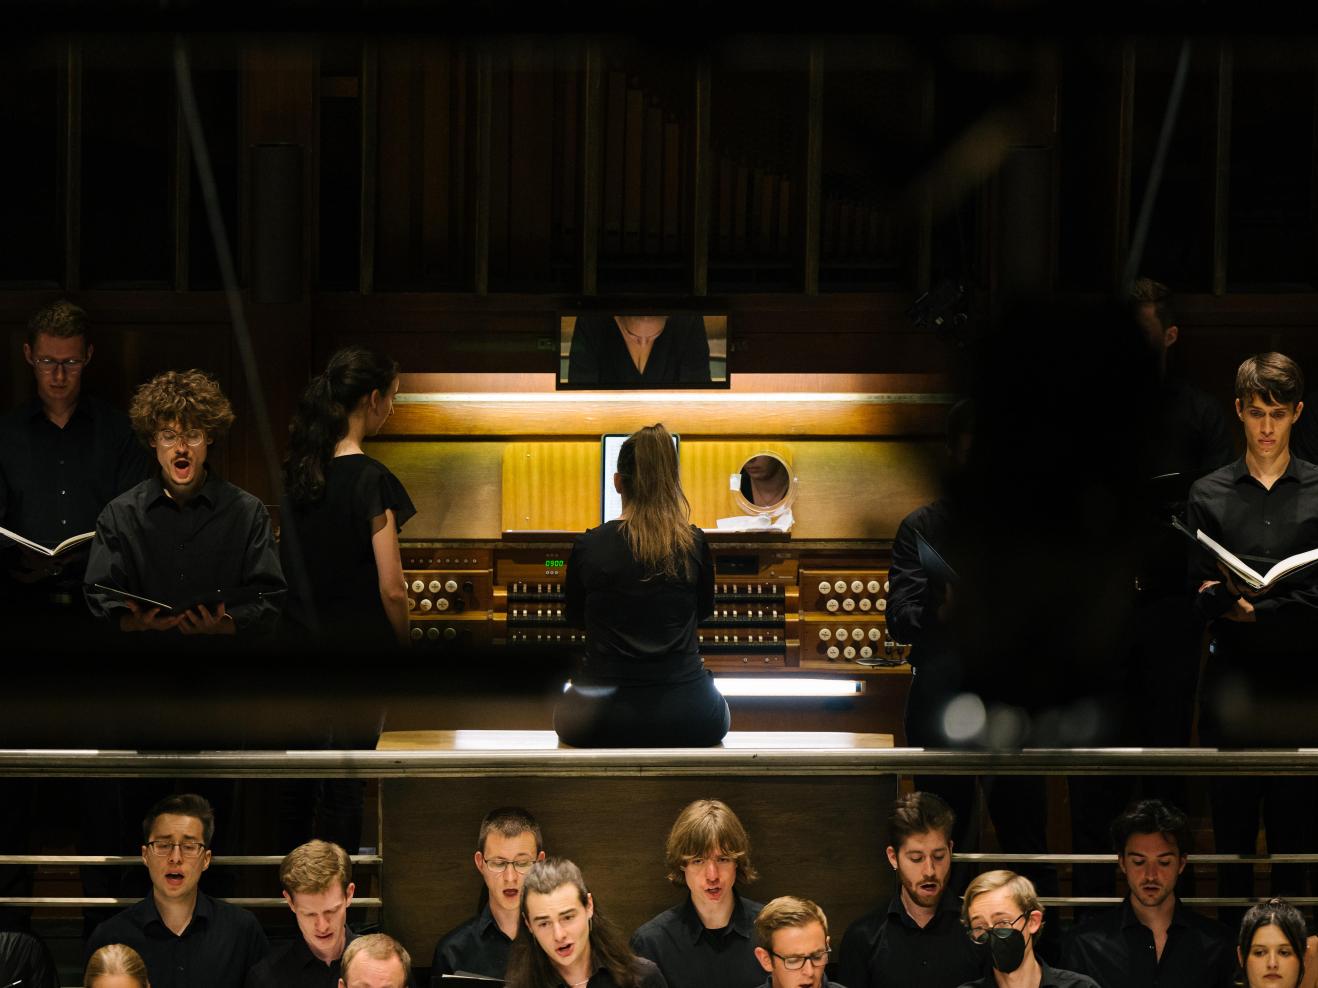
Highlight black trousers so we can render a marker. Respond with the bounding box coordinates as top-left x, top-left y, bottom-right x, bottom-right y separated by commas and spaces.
555, 671, 730, 747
